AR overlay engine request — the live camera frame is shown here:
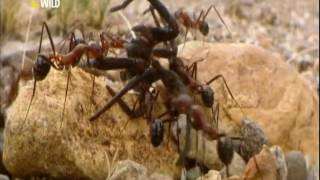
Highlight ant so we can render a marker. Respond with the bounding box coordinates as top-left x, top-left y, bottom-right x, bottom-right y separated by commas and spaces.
174, 5, 213, 38
22, 22, 119, 131
148, 59, 239, 174
89, 0, 180, 121
151, 59, 225, 144
144, 9, 241, 123
170, 57, 245, 126
152, 59, 246, 178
